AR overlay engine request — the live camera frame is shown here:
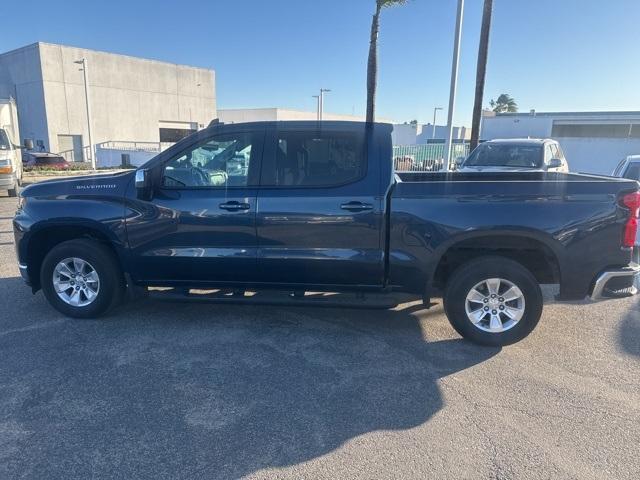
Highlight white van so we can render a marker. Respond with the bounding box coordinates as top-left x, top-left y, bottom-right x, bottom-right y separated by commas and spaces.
0, 98, 23, 197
